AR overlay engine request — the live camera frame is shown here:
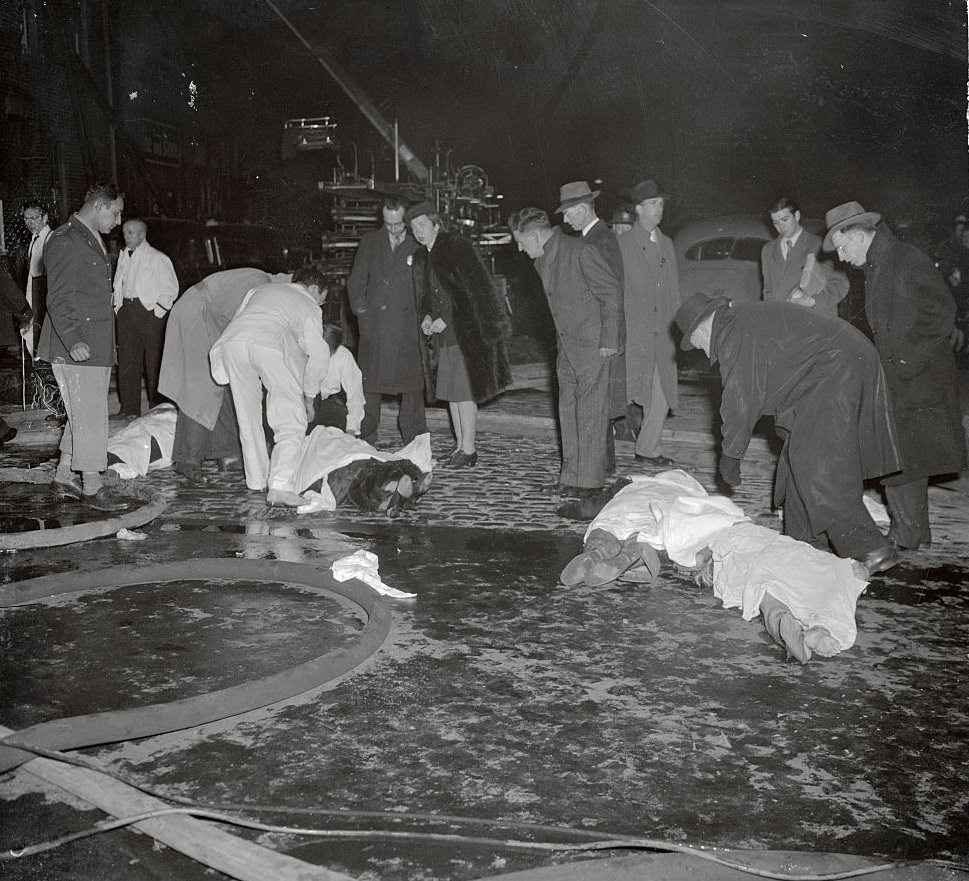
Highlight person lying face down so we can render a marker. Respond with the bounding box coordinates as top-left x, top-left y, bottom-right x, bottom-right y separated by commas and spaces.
303, 455, 432, 518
